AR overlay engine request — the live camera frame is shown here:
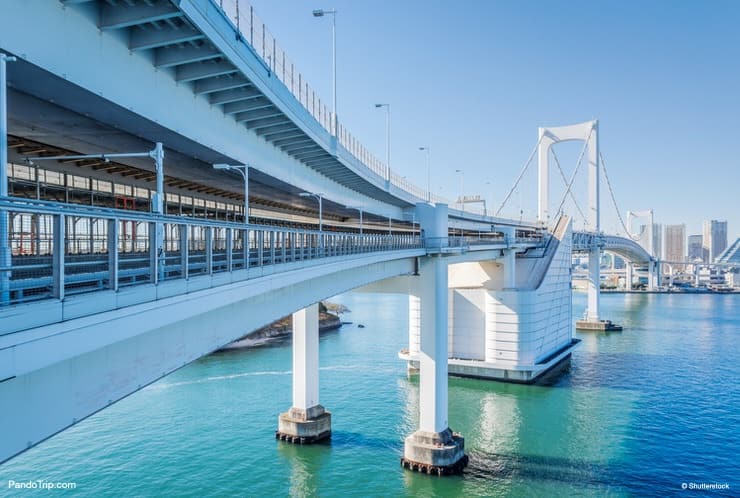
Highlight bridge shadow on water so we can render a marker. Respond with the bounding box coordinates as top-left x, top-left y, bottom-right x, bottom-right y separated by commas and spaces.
462, 449, 664, 496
